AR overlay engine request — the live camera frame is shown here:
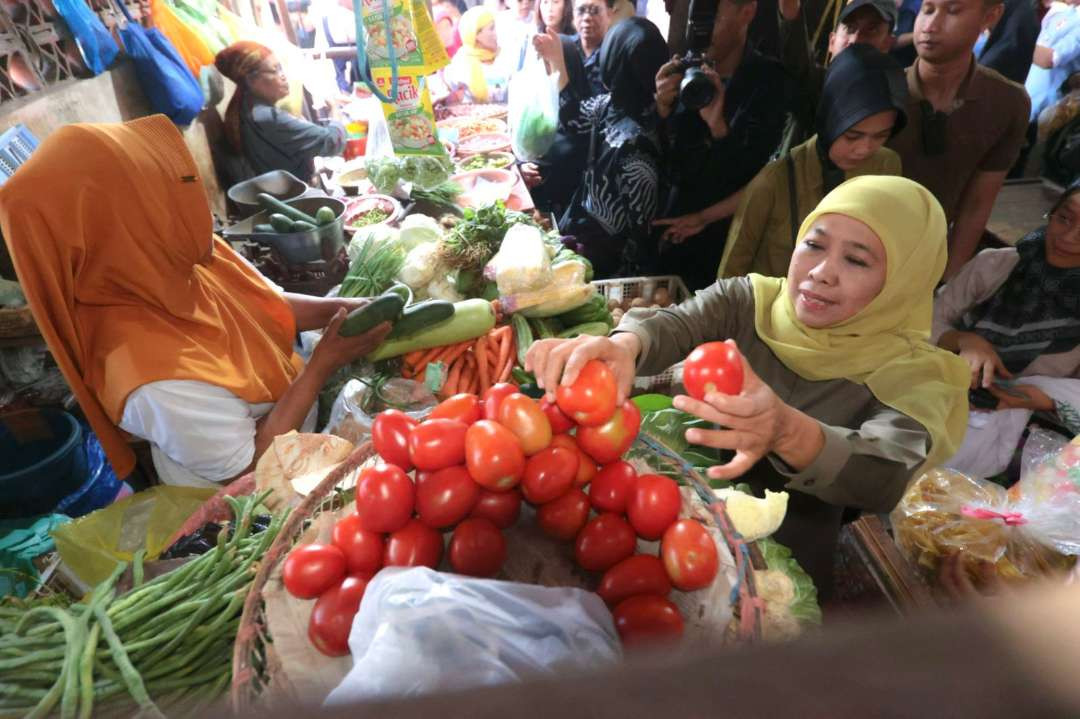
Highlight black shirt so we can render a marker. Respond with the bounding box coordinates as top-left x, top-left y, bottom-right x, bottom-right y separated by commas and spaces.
979, 0, 1039, 86
659, 47, 792, 290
